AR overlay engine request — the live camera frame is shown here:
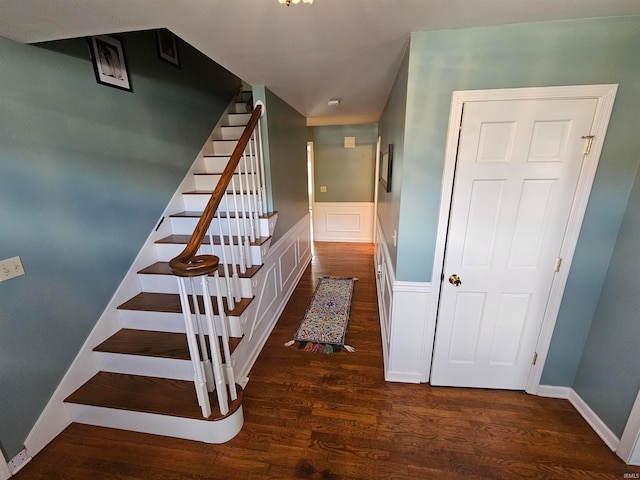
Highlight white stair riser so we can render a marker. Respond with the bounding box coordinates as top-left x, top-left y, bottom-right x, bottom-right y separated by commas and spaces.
204, 140, 246, 156
119, 310, 244, 338
223, 113, 251, 126
213, 126, 245, 141
182, 193, 263, 214
65, 403, 244, 444
233, 102, 250, 114
95, 353, 194, 381
170, 215, 271, 238
139, 273, 256, 298
194, 173, 260, 191
155, 242, 266, 266
204, 156, 256, 173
